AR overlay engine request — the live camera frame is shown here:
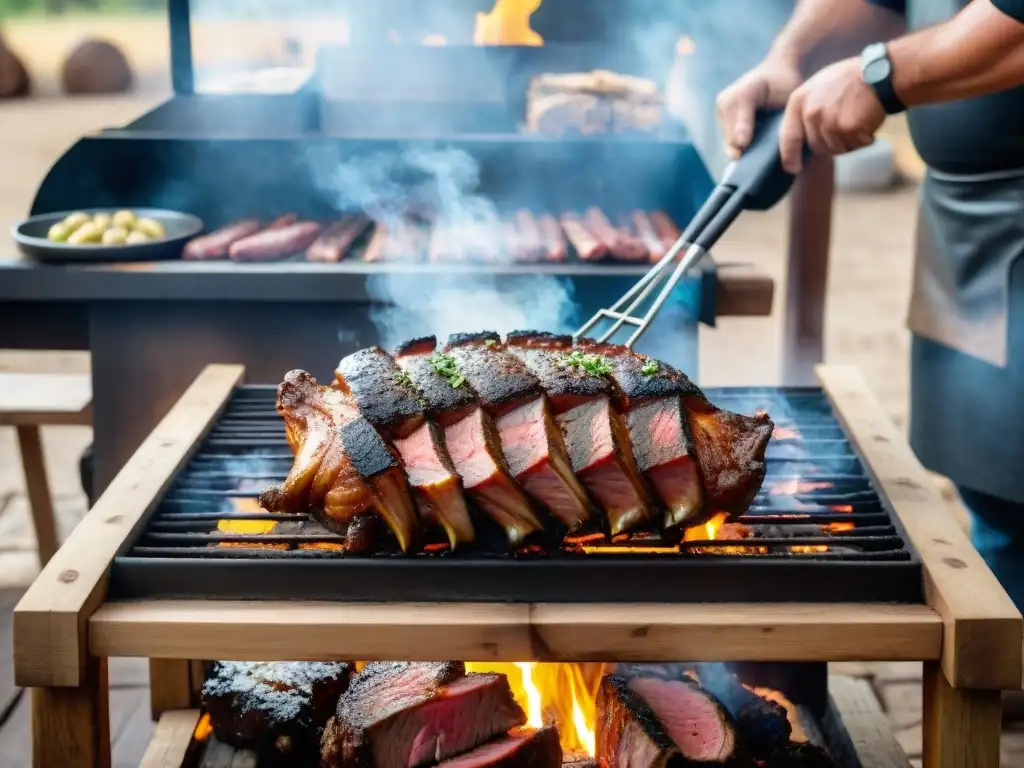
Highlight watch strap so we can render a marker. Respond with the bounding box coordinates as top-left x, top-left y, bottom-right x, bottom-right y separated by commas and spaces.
862, 44, 906, 115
